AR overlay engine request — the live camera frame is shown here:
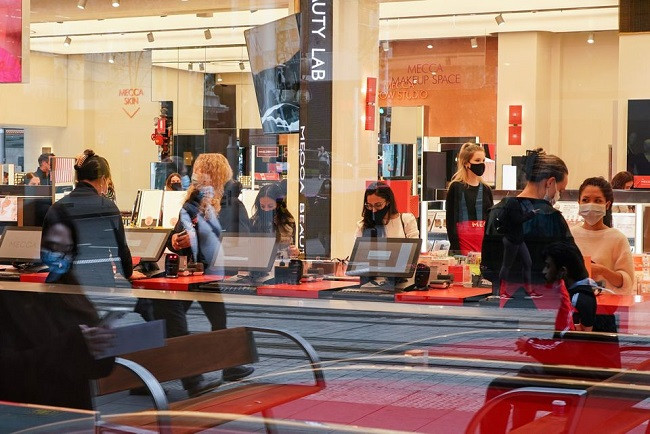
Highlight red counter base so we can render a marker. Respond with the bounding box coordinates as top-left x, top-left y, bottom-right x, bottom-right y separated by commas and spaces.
396, 287, 492, 306
132, 275, 221, 291
257, 280, 358, 298
19, 273, 48, 283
